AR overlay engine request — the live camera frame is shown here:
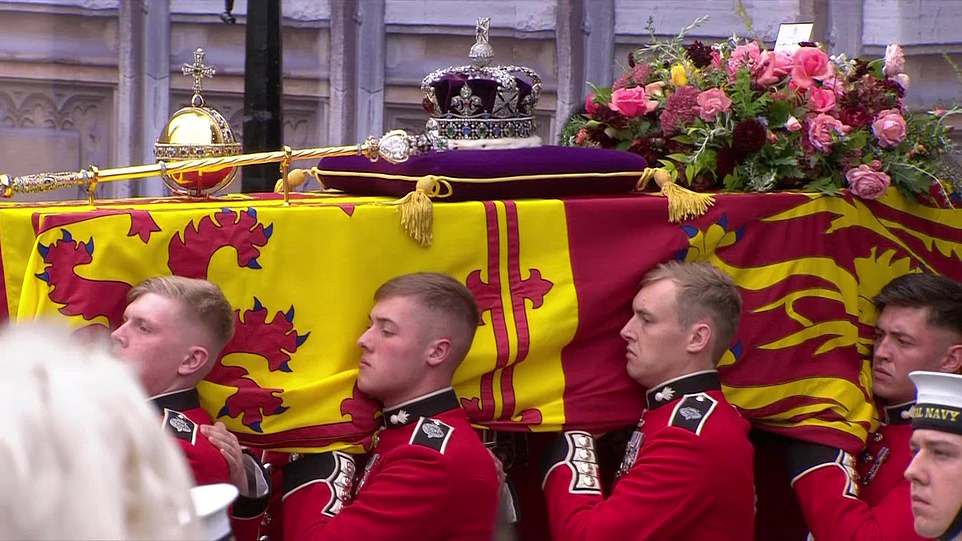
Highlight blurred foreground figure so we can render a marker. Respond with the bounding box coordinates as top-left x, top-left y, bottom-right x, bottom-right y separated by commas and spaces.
0, 324, 201, 540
